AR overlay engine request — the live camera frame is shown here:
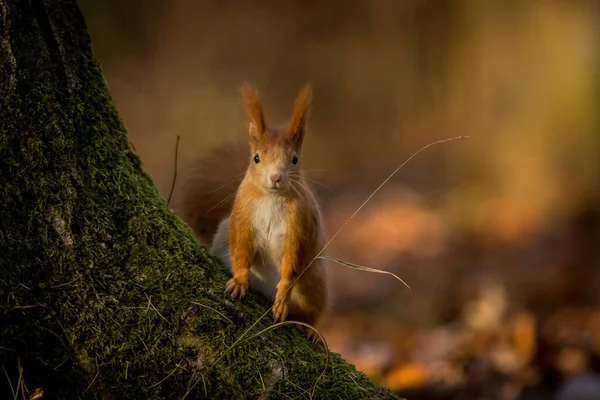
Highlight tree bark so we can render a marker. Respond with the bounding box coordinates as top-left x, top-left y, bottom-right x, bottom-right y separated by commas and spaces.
0, 0, 400, 399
